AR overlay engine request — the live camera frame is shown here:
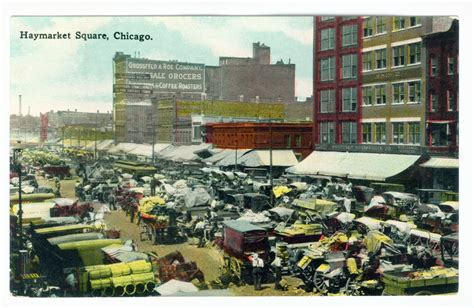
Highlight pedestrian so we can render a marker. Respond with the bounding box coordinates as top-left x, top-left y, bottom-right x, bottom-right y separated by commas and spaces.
249, 253, 264, 291
271, 255, 283, 290
194, 218, 206, 248
129, 203, 136, 223
108, 193, 116, 210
